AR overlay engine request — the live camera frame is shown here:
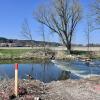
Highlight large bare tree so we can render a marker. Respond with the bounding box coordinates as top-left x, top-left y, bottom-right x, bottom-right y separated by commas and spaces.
34, 0, 82, 54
